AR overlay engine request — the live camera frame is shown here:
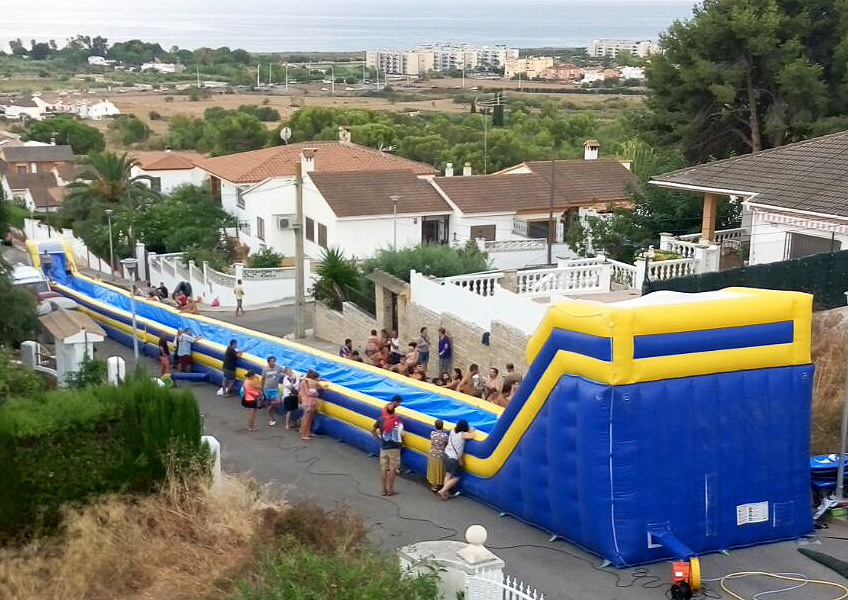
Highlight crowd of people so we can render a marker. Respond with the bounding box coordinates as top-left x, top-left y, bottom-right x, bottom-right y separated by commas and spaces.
143, 280, 201, 313
348, 326, 522, 408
